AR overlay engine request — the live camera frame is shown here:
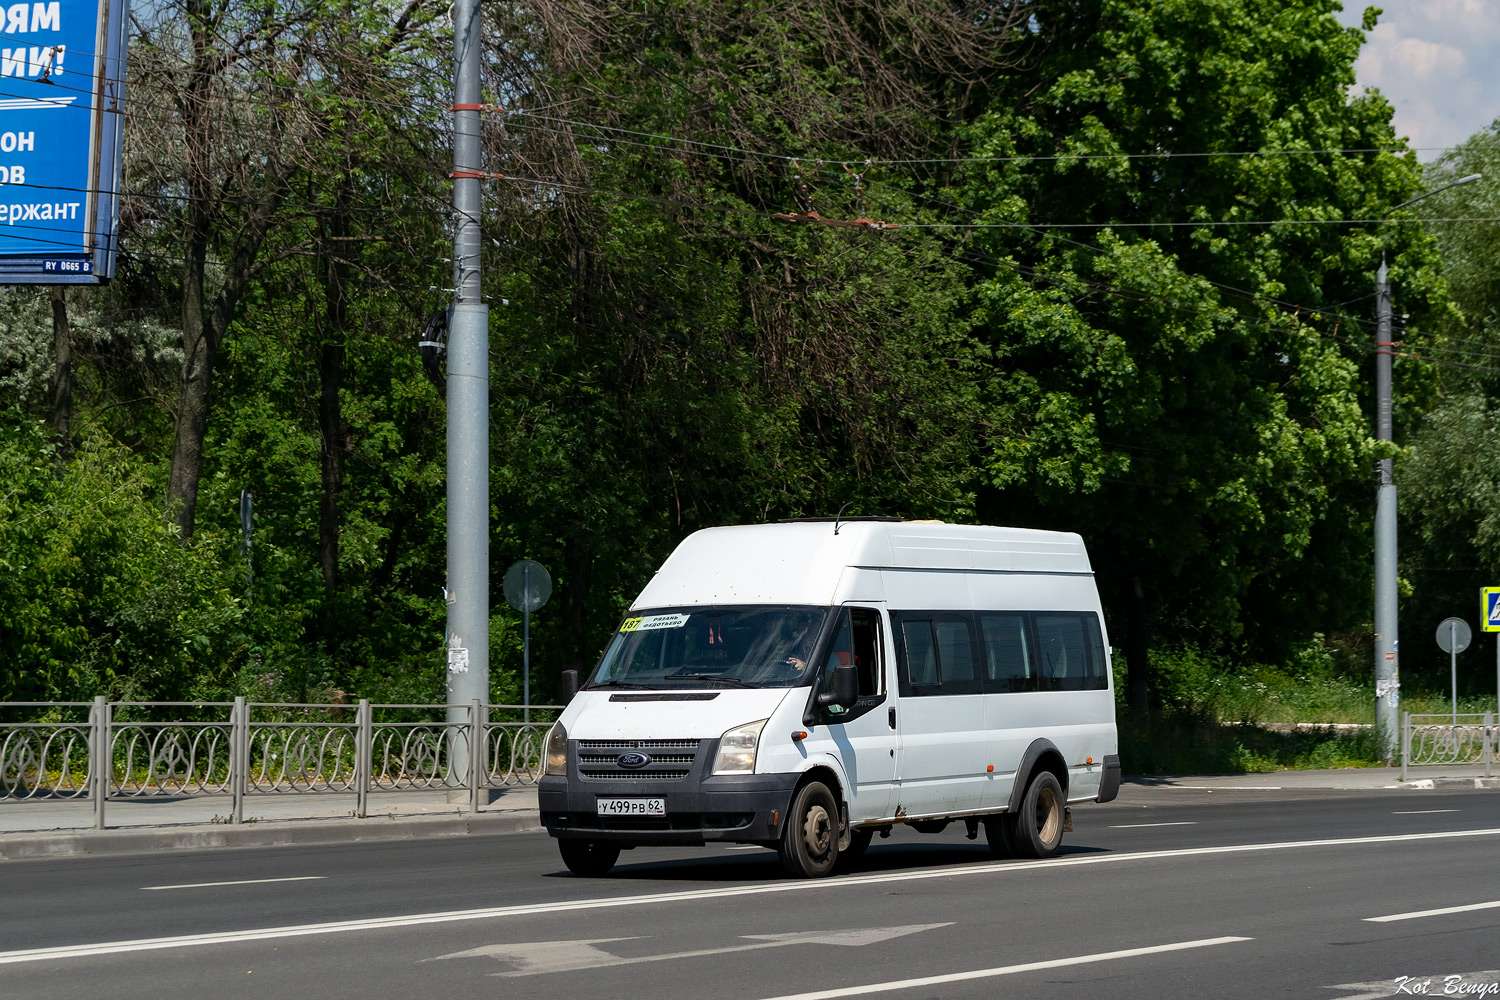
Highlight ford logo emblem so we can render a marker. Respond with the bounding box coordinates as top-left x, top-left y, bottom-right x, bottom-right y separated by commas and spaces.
617, 751, 651, 769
